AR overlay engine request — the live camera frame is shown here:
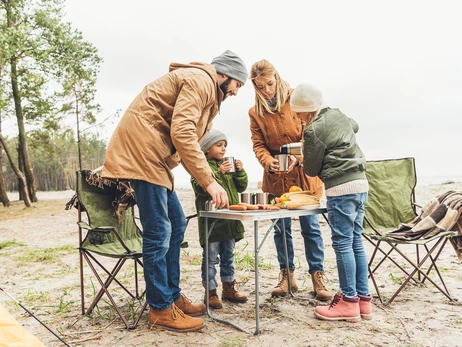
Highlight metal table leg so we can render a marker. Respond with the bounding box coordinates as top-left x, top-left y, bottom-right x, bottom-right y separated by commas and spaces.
205, 218, 251, 334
